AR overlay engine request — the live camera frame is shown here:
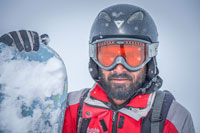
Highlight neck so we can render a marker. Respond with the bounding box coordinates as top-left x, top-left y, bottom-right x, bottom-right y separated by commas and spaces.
112, 98, 127, 105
